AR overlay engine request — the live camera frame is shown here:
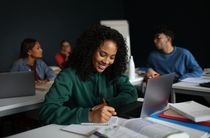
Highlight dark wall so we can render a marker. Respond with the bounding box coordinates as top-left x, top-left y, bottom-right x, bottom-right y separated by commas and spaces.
0, 0, 125, 72
125, 0, 210, 68
1, 0, 209, 72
